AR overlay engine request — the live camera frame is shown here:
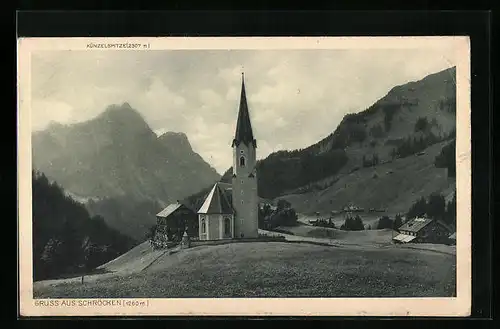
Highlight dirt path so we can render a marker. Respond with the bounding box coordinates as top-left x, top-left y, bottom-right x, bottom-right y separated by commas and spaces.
258, 229, 456, 255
